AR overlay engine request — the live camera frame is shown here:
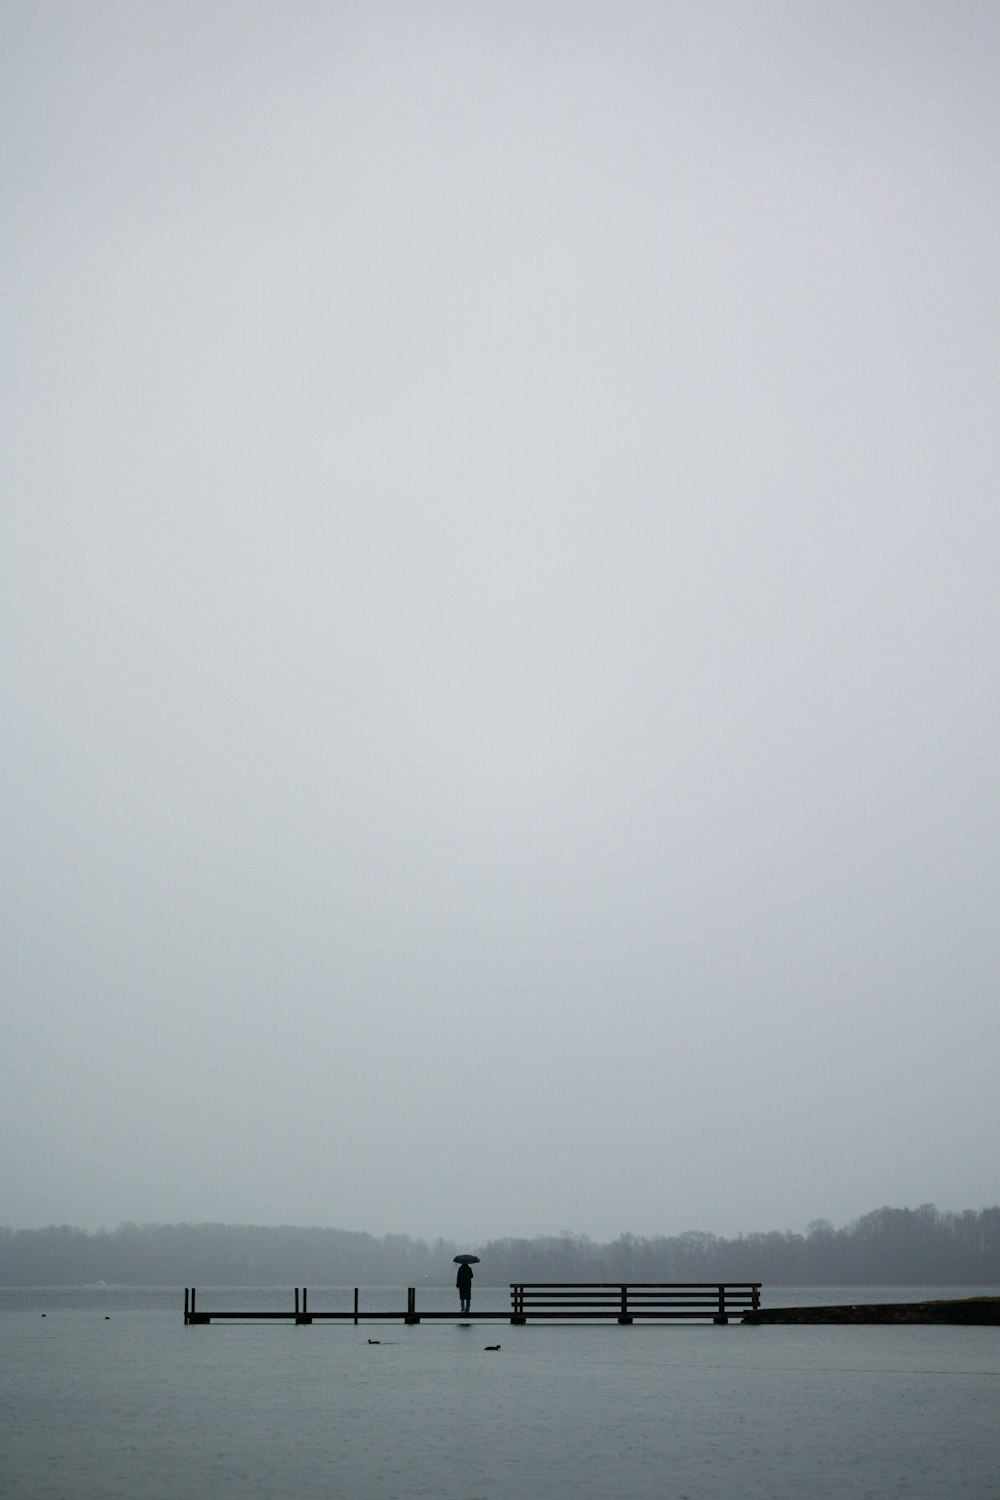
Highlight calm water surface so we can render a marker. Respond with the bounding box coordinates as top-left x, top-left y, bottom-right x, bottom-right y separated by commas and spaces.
3, 1287, 998, 1498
